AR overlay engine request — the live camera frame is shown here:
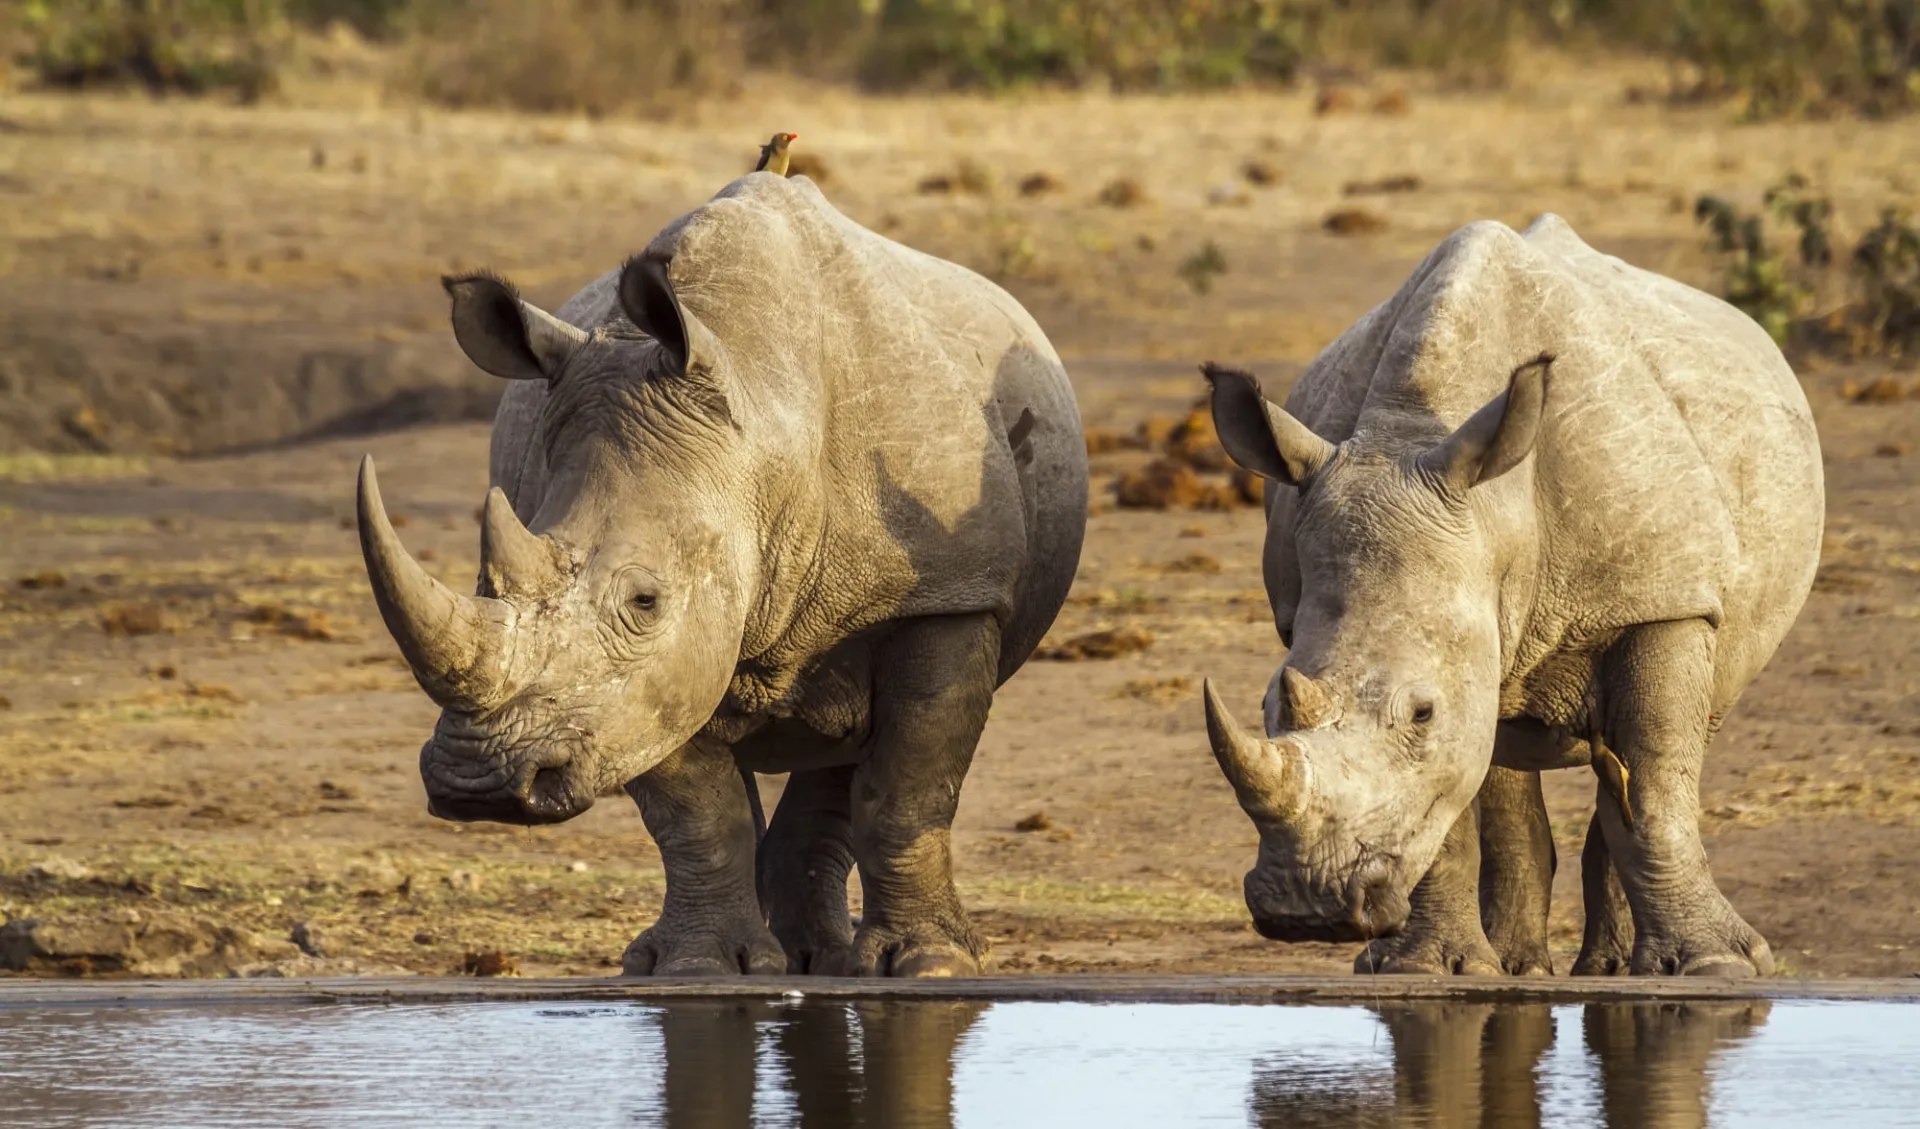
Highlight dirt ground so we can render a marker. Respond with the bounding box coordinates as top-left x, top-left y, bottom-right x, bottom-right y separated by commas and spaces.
2, 57, 1918, 979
